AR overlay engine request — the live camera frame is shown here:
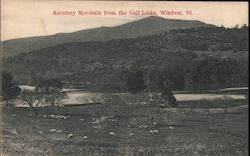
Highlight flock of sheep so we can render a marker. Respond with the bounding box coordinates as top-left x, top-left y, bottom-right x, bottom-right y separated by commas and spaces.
48, 126, 175, 140
12, 112, 175, 140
